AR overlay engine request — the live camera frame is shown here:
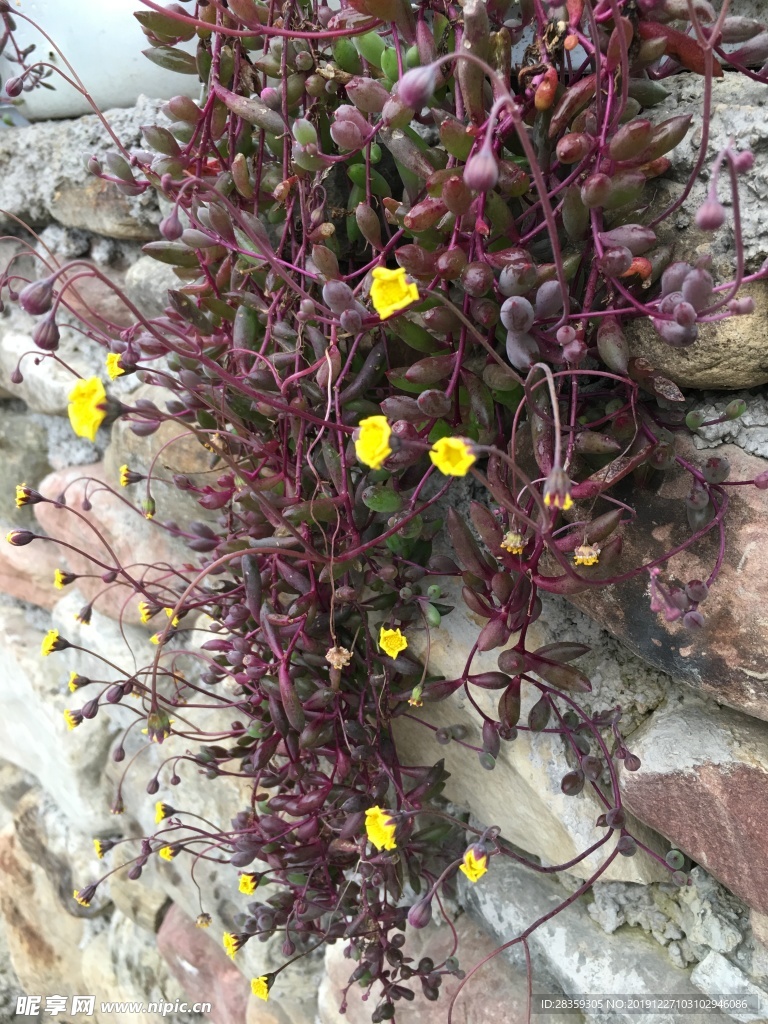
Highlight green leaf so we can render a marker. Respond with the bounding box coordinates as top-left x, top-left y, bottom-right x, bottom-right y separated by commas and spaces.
142, 46, 199, 75
135, 10, 196, 41
142, 242, 200, 268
